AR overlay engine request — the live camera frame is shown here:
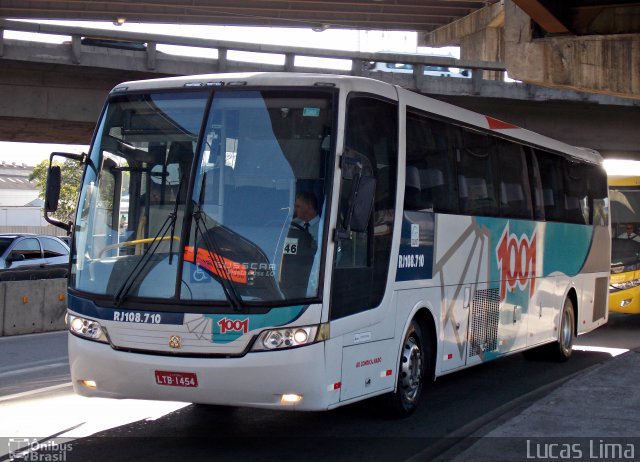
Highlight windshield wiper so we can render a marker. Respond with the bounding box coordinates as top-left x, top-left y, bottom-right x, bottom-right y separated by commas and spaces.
113, 210, 178, 306
192, 173, 243, 311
